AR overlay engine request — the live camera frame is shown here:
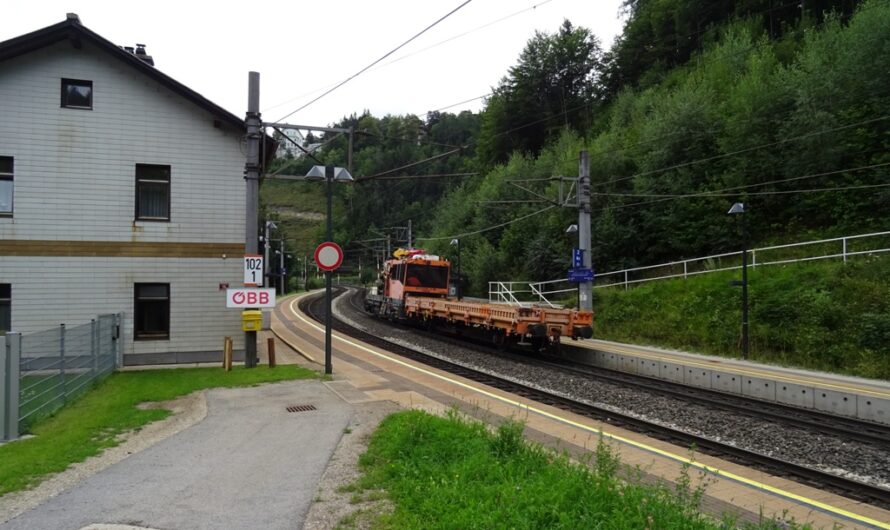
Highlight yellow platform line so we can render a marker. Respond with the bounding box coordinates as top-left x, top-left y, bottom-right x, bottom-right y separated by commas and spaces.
583, 341, 890, 399
288, 298, 889, 530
